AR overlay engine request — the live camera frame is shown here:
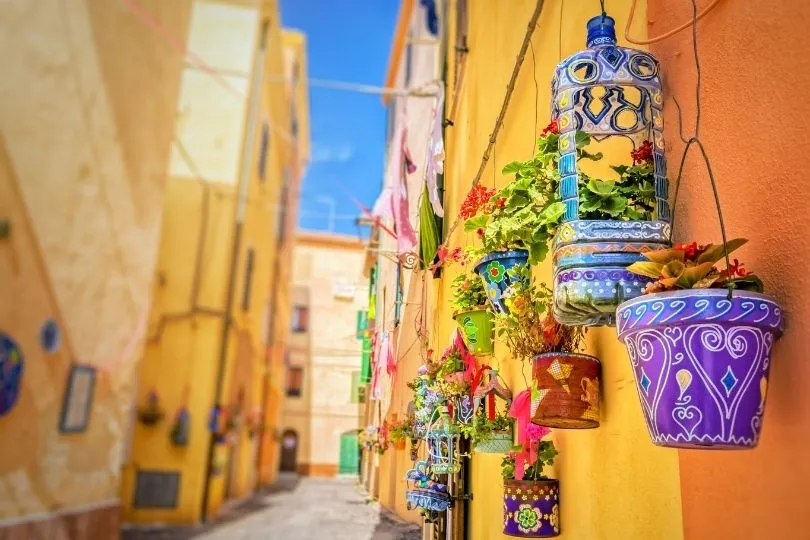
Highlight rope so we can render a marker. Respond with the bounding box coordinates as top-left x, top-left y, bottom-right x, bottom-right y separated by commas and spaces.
668, 0, 734, 299
442, 0, 546, 243
624, 0, 724, 45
